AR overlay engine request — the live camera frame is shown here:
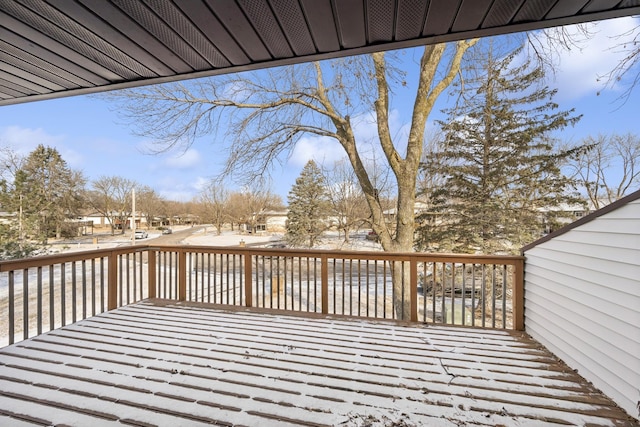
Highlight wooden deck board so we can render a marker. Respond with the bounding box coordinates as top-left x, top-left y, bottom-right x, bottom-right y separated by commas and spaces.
0, 299, 637, 427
